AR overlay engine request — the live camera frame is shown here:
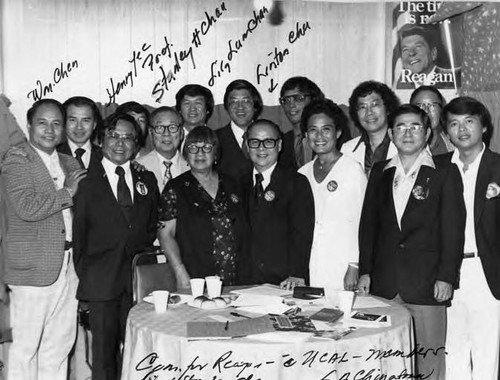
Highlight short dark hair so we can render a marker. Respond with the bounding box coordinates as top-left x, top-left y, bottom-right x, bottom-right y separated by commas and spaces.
399, 24, 436, 48
410, 85, 446, 106
348, 80, 400, 131
100, 112, 141, 143
300, 99, 349, 136
175, 84, 214, 119
280, 76, 324, 101
182, 125, 221, 162
63, 96, 103, 142
115, 101, 150, 147
442, 96, 493, 147
245, 119, 282, 140
27, 98, 65, 125
389, 104, 432, 131
223, 79, 263, 118
150, 106, 183, 127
